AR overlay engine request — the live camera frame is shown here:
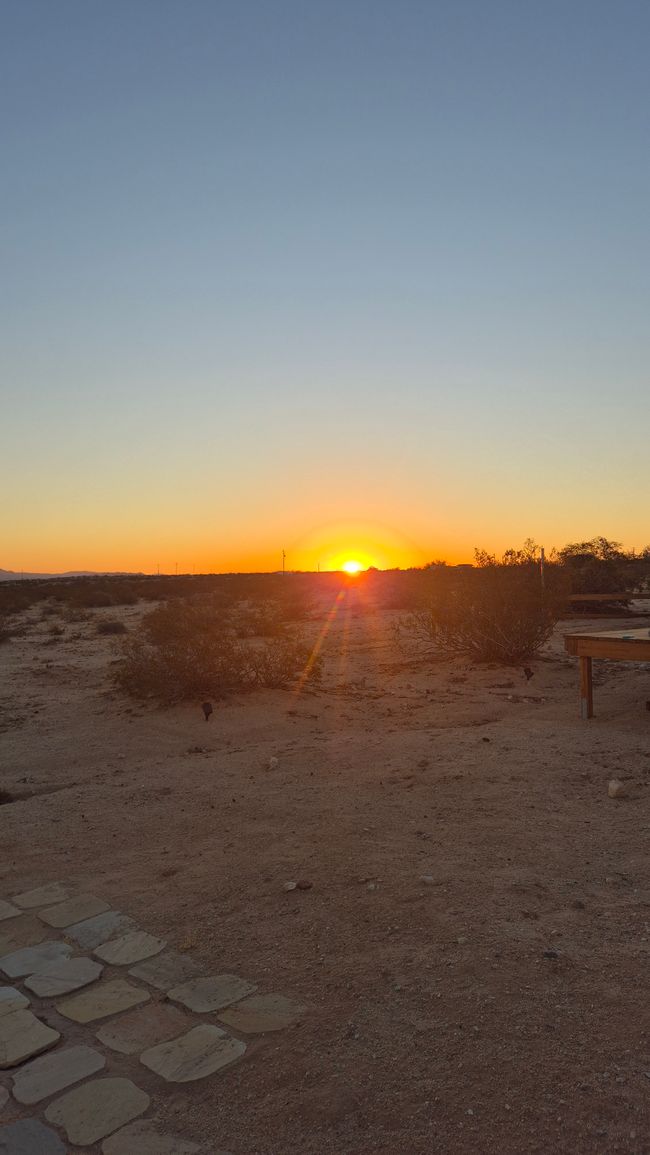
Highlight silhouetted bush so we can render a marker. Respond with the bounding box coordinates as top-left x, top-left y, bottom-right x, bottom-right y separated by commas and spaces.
113, 598, 320, 702
558, 537, 632, 595
97, 620, 128, 635
405, 549, 568, 664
